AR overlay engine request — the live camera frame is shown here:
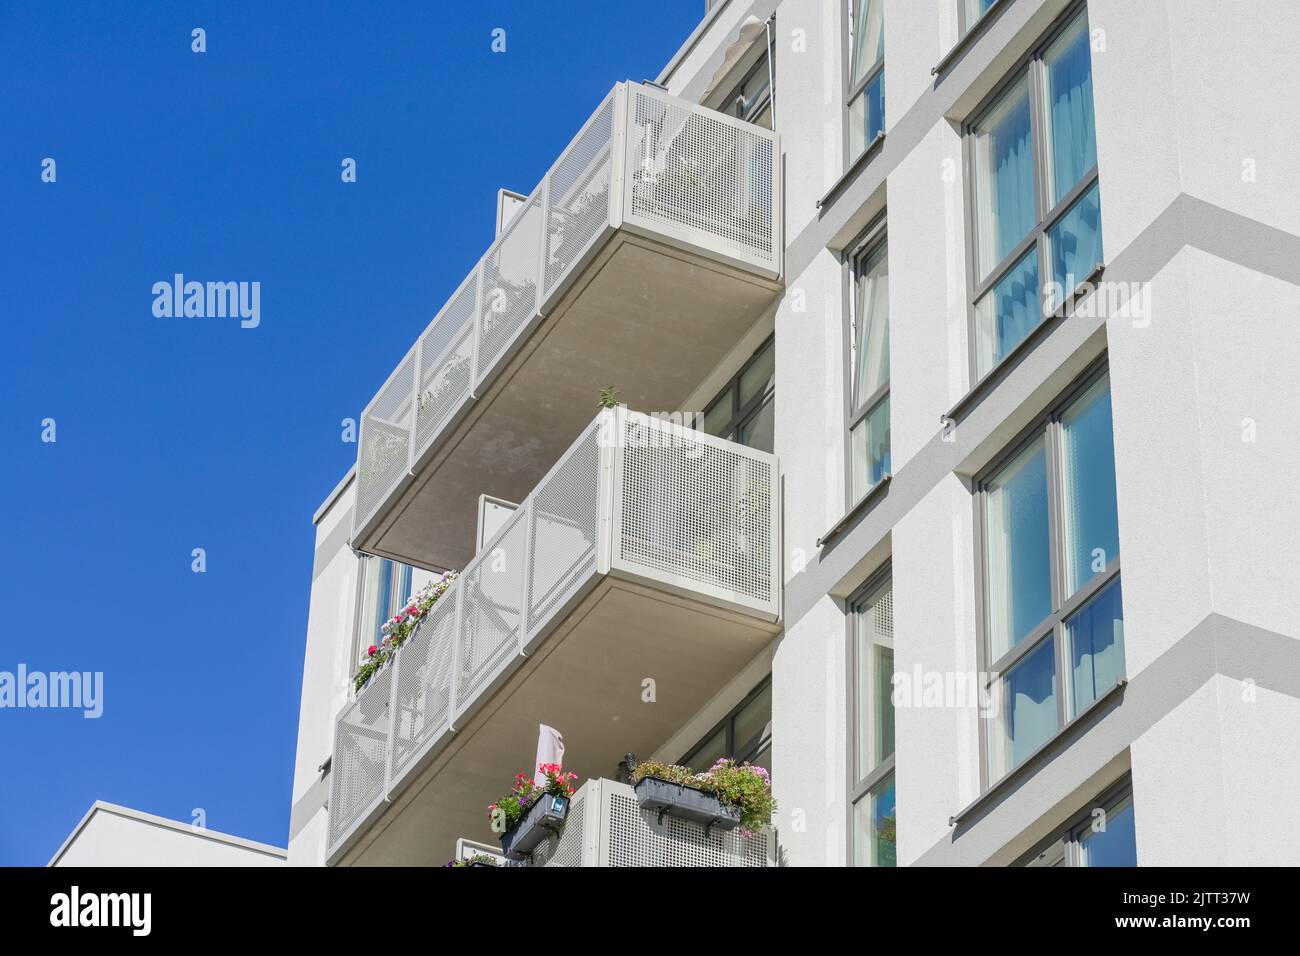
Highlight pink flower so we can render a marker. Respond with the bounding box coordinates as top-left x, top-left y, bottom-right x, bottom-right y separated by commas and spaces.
367, 645, 377, 657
